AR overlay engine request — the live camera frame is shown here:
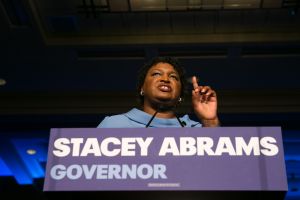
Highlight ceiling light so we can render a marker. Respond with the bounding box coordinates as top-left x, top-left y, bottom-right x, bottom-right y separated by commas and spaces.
0, 79, 6, 86
26, 149, 37, 155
